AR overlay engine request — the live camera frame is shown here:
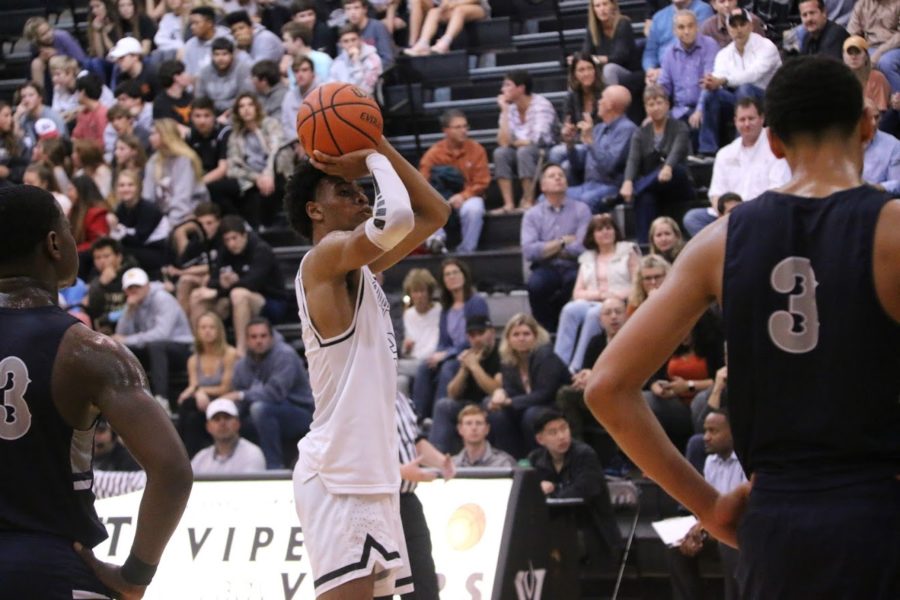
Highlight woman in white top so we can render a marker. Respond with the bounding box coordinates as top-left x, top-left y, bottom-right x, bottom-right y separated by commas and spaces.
397, 268, 441, 395
554, 213, 639, 371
